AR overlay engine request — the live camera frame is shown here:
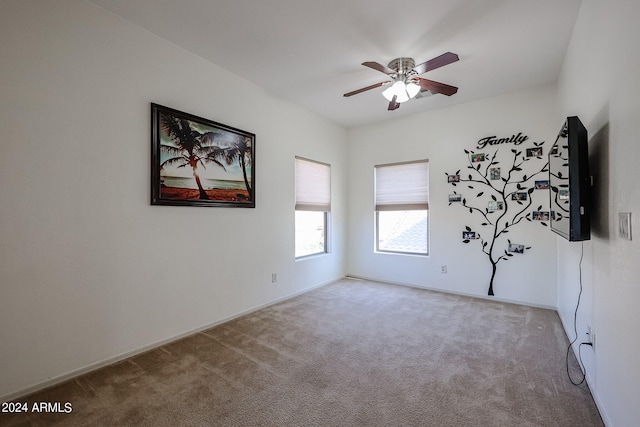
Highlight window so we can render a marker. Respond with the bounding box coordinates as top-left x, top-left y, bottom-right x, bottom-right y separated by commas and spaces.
375, 160, 429, 255
295, 157, 331, 258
